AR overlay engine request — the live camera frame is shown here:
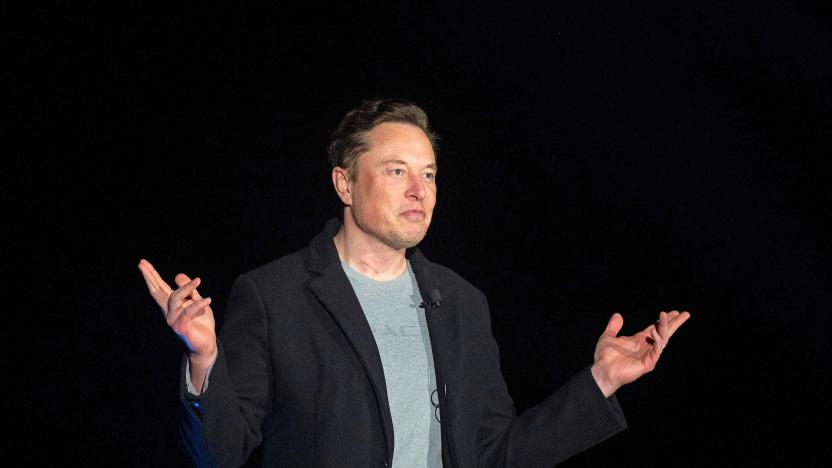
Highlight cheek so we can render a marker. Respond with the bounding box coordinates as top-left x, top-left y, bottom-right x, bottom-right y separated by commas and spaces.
425, 187, 437, 208
359, 192, 391, 222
